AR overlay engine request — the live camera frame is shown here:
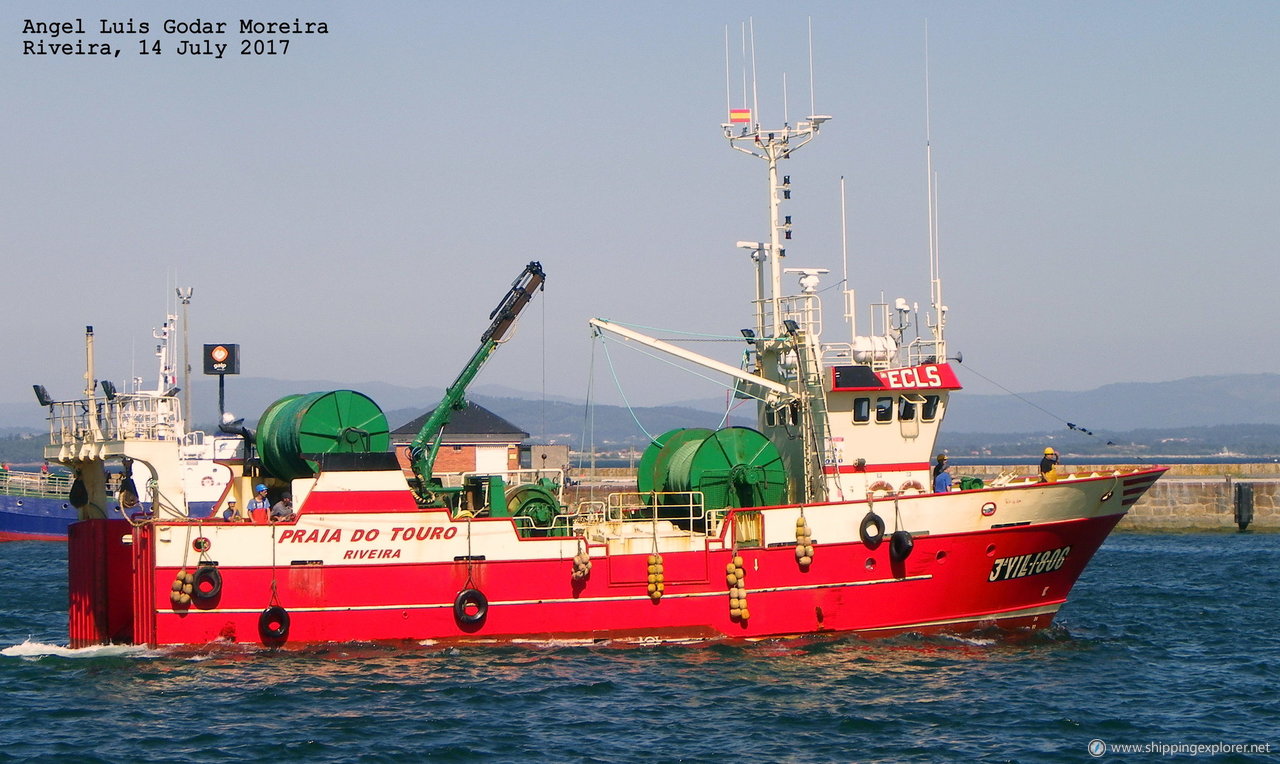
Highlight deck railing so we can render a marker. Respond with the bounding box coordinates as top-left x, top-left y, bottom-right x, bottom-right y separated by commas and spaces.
0, 469, 73, 499
47, 395, 181, 447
